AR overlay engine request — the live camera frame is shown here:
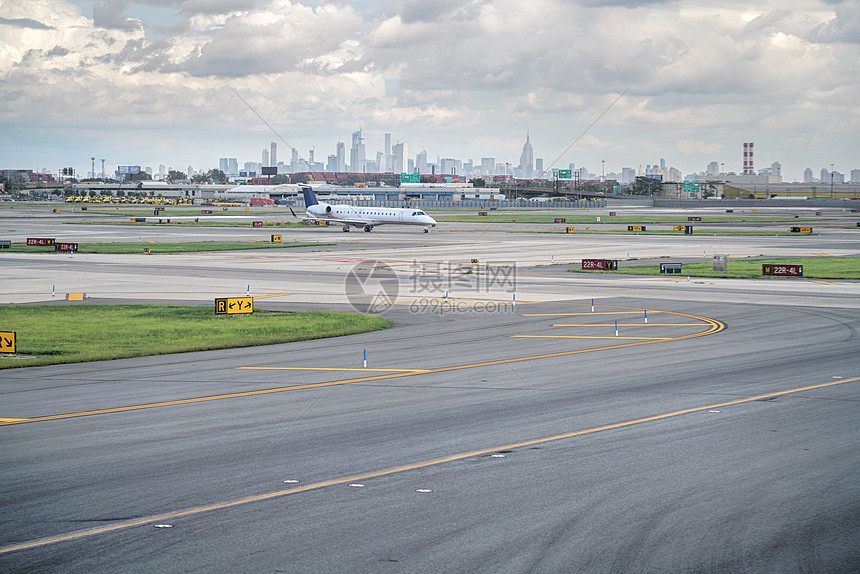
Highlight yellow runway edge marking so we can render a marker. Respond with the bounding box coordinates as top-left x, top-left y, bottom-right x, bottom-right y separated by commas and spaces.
0, 308, 725, 426
2, 375, 855, 556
